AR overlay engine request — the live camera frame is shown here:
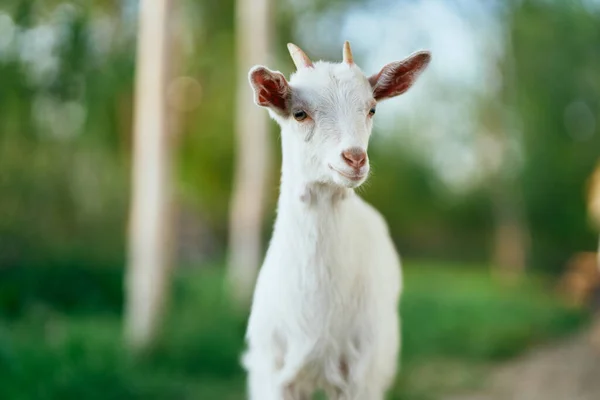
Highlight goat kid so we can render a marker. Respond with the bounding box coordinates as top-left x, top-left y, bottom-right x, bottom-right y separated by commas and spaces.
243, 41, 431, 400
